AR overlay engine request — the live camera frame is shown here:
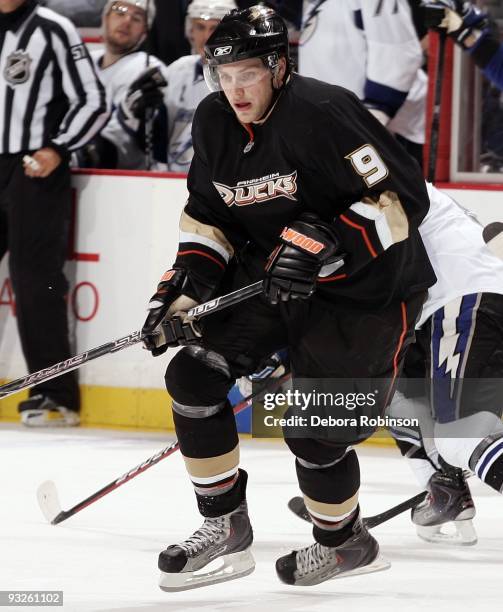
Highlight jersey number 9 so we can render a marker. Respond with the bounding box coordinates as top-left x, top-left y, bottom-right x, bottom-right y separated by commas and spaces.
345, 144, 389, 187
